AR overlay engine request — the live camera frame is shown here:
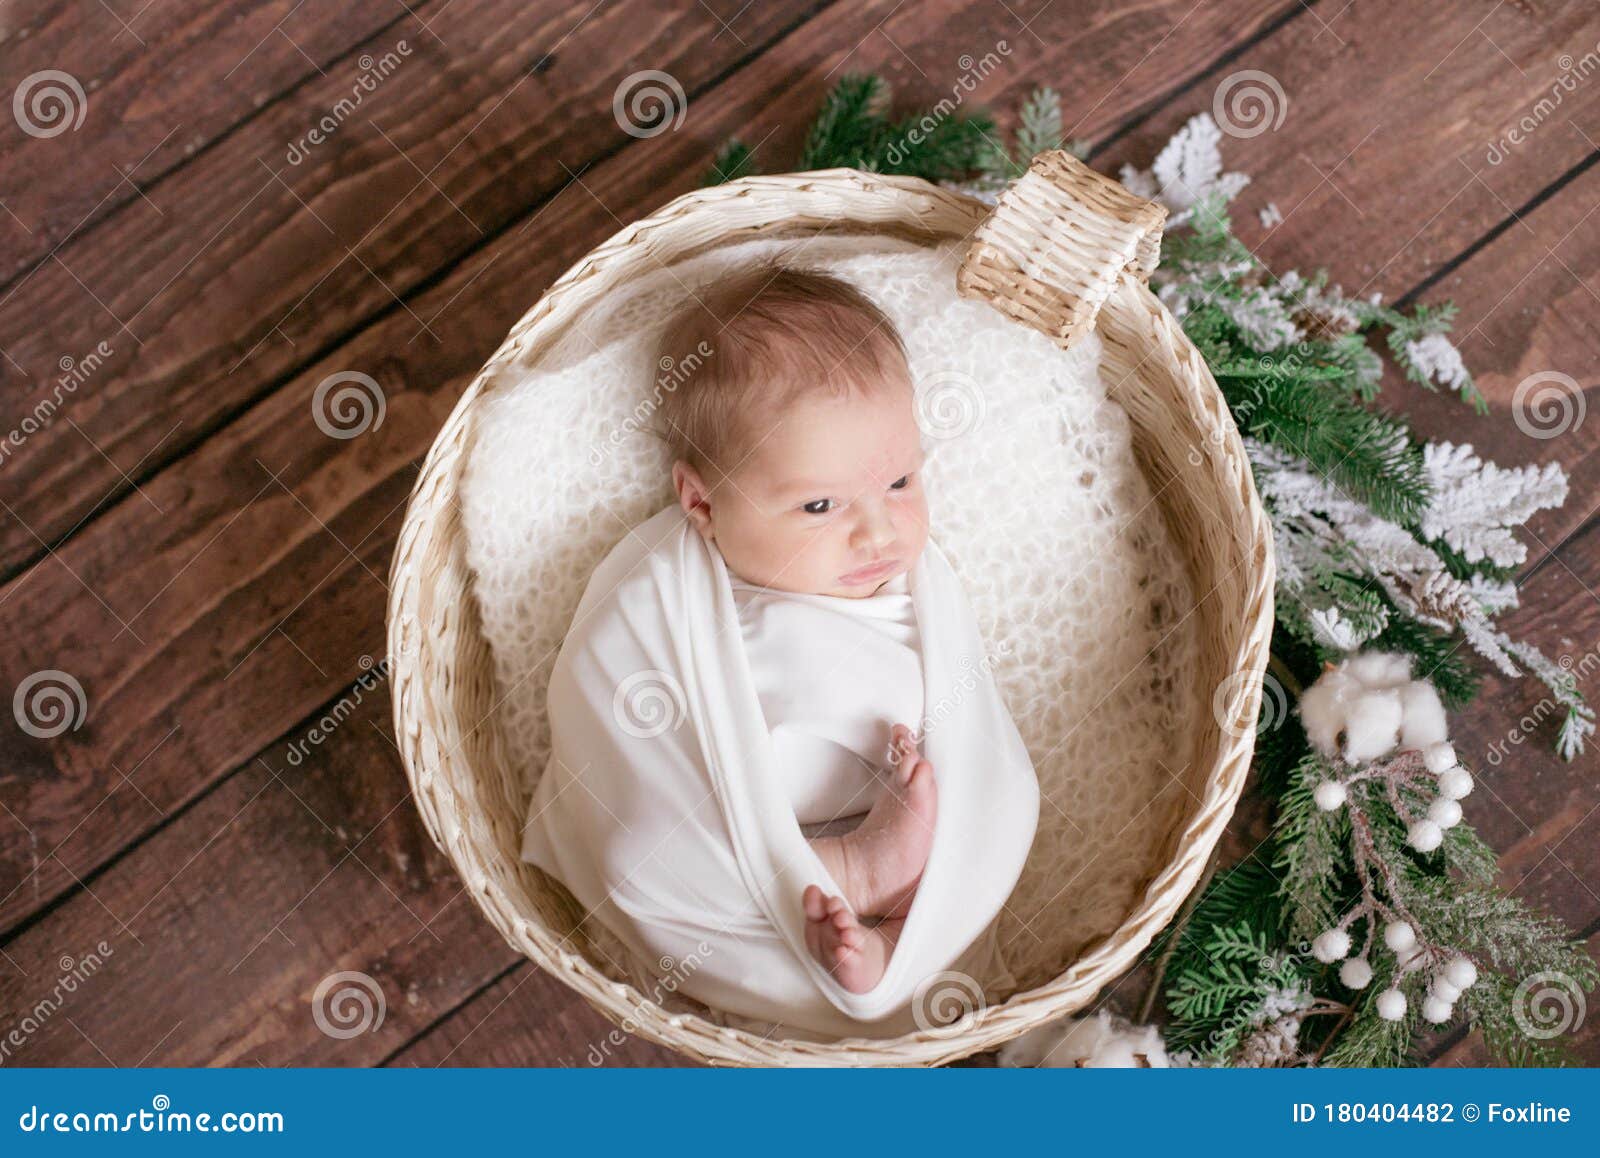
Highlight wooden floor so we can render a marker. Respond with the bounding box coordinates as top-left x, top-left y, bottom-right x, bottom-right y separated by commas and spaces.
0, 0, 1595, 1067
